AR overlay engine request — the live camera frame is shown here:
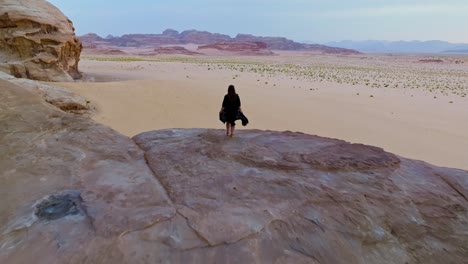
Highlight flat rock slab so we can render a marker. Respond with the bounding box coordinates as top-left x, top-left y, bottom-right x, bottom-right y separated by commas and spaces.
1, 80, 467, 263
132, 129, 468, 263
